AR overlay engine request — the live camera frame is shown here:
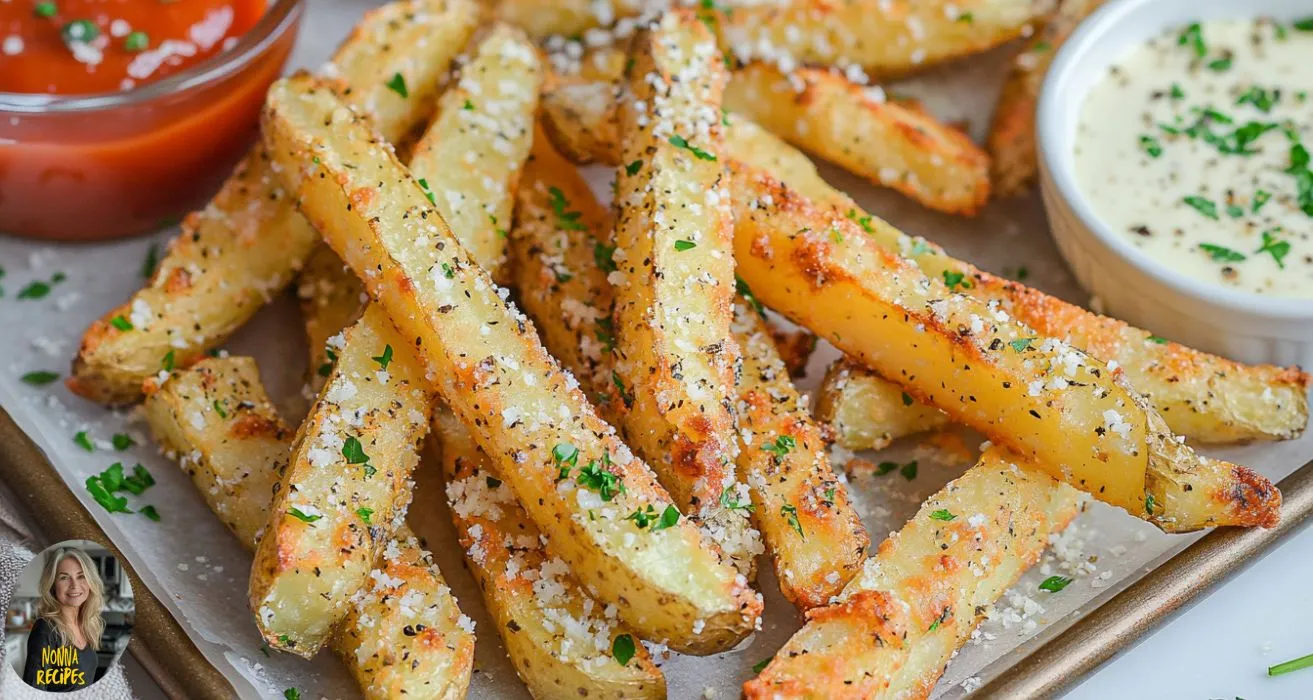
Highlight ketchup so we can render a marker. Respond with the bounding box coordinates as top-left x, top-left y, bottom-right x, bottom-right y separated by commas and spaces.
1, 0, 268, 95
